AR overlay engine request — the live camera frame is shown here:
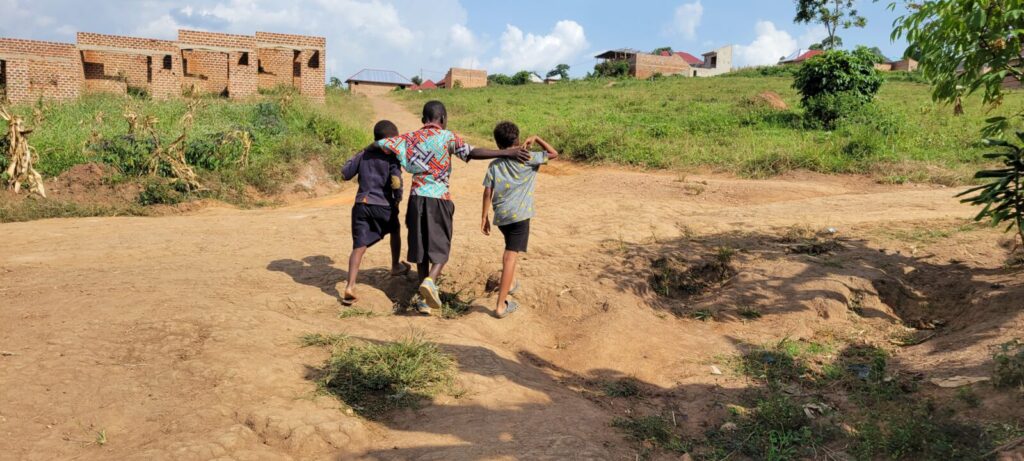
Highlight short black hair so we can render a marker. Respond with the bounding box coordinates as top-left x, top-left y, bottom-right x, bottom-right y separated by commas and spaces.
493, 121, 519, 149
422, 100, 447, 124
373, 120, 398, 141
